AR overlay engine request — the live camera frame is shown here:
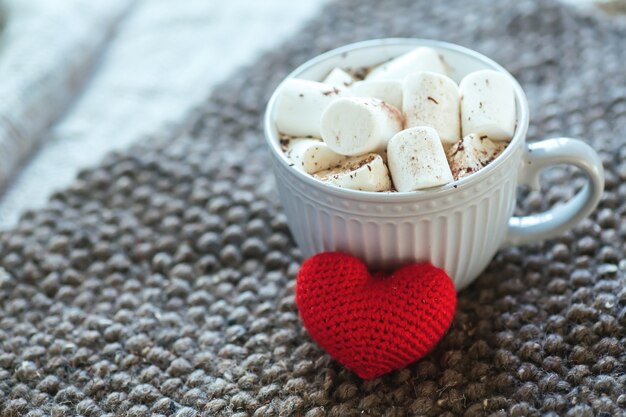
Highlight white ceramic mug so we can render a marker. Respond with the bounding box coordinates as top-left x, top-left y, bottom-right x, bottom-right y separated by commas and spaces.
264, 39, 604, 290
